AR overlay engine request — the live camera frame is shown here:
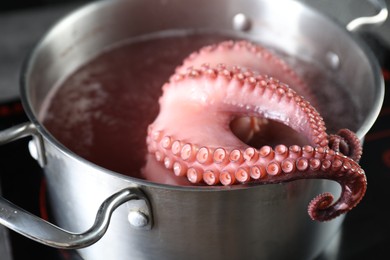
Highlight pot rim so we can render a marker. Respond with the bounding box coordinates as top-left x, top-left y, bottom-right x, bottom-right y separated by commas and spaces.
346, 34, 385, 139
19, 0, 385, 192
